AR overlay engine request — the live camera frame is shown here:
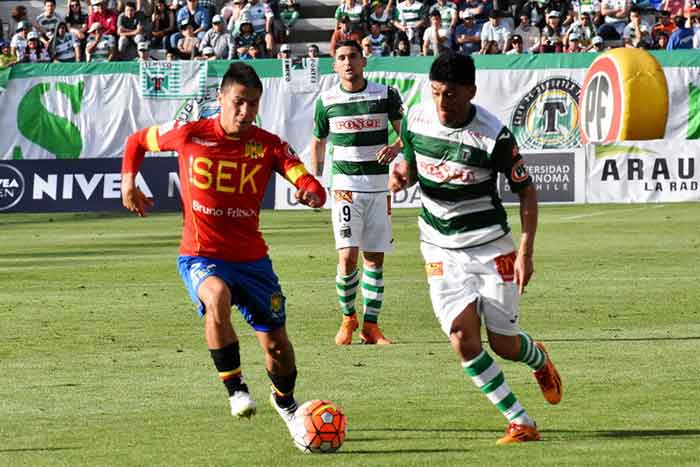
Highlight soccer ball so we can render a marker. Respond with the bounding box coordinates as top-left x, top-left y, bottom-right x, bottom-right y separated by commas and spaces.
292, 399, 347, 453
